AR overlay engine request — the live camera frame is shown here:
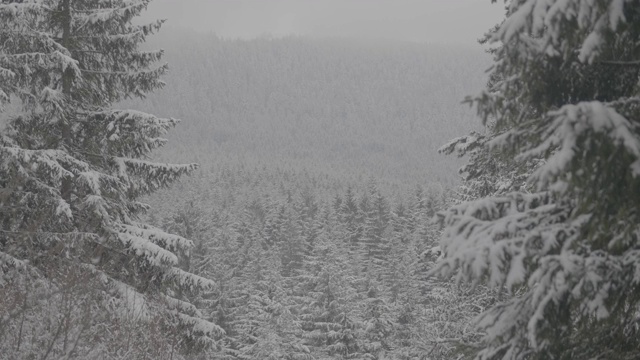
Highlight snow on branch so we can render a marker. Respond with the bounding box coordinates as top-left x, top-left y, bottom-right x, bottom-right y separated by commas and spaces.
0, 2, 50, 18
0, 250, 30, 273
494, 0, 630, 63
110, 277, 151, 321
1, 51, 81, 82
173, 311, 225, 337
39, 87, 65, 112
123, 222, 194, 253
99, 109, 179, 136
73, 1, 148, 28
433, 191, 572, 289
118, 159, 191, 174
117, 232, 179, 266
86, 109, 178, 157
474, 245, 640, 354
162, 294, 201, 317
438, 133, 483, 157
1, 146, 78, 180
0, 66, 16, 81
115, 157, 198, 187
165, 267, 216, 292
514, 101, 640, 189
